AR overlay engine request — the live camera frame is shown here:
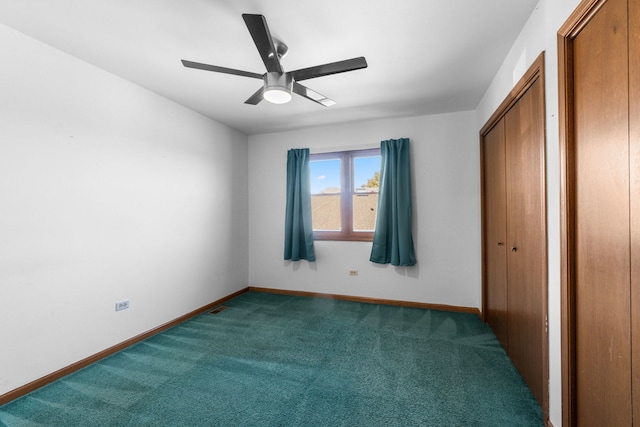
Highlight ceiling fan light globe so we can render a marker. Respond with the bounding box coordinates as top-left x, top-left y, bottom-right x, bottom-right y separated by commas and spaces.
263, 71, 293, 104
264, 88, 292, 104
